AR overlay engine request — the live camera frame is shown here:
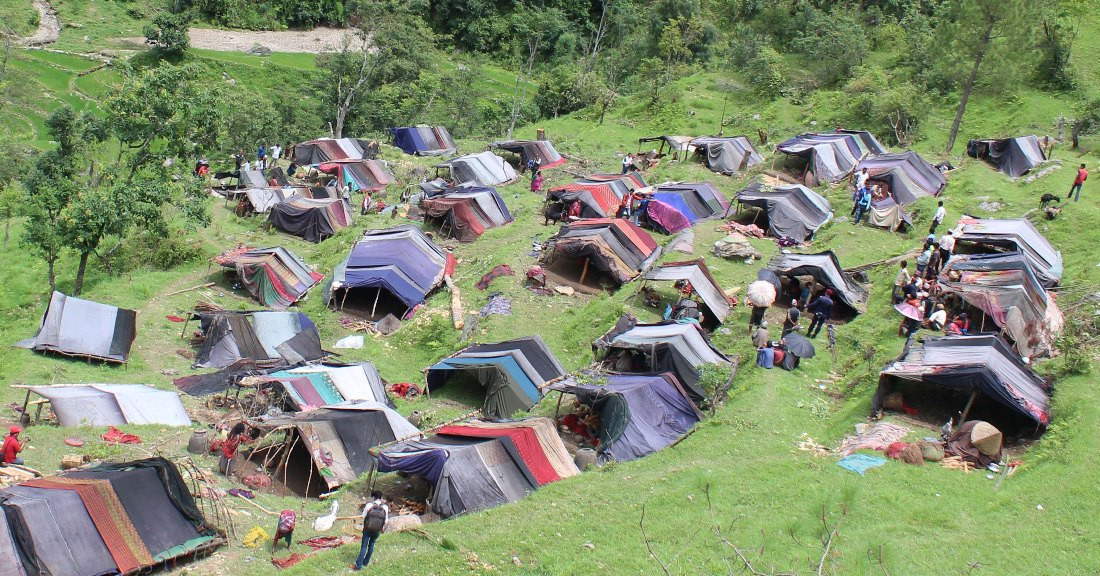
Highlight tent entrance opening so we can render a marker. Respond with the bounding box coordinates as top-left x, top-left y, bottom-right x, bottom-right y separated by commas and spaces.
333, 287, 410, 321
